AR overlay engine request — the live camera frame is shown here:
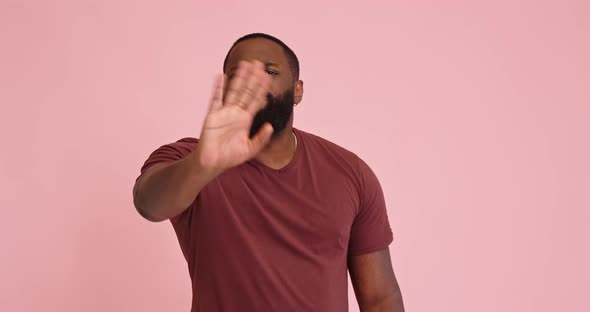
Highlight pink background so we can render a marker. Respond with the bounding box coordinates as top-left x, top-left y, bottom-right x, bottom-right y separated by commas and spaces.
1, 0, 588, 311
